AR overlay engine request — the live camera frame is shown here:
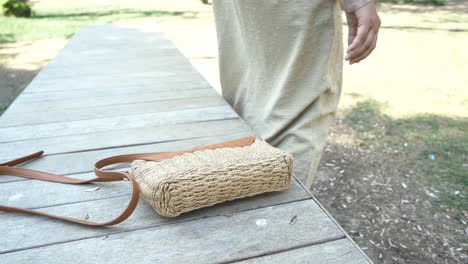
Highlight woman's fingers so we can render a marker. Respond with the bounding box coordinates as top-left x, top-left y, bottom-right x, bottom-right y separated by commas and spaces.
347, 23, 370, 55
346, 25, 371, 61
351, 29, 379, 64
349, 28, 377, 64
